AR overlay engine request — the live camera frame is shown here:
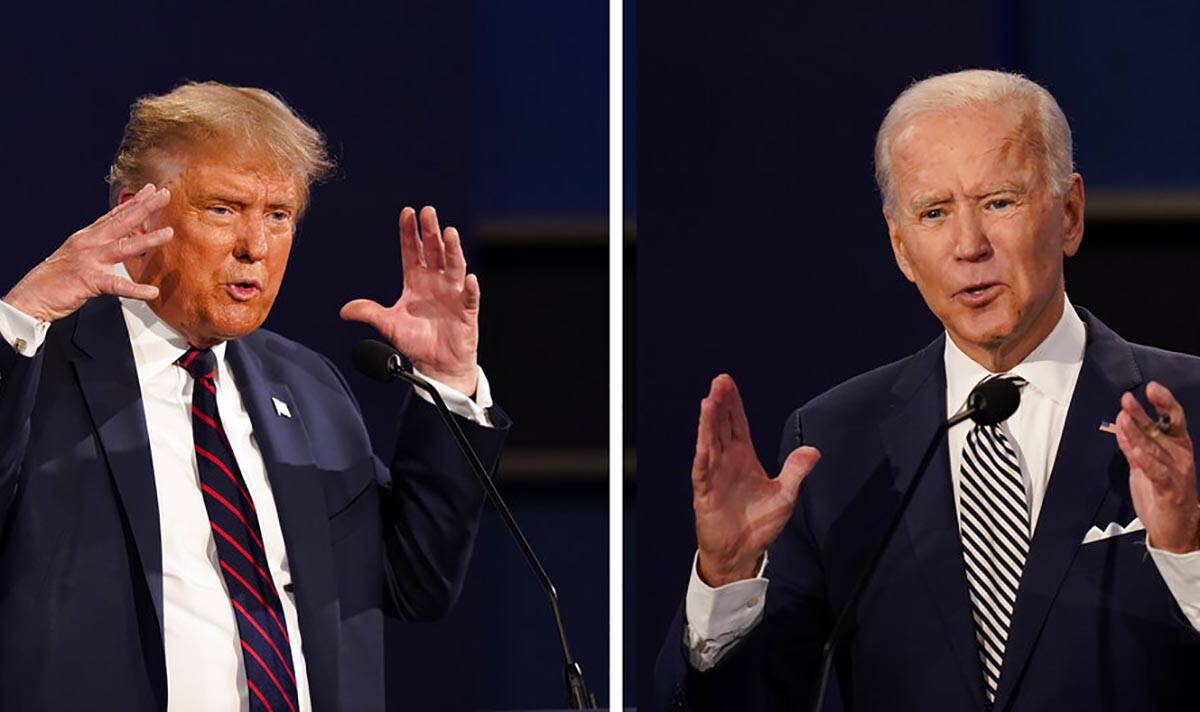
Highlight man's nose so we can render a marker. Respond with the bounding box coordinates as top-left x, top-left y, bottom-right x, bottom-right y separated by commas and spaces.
952, 210, 991, 262
234, 215, 270, 262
